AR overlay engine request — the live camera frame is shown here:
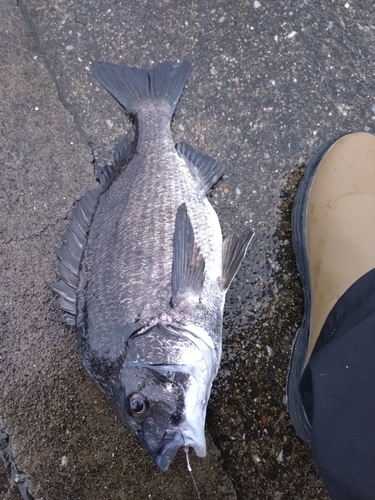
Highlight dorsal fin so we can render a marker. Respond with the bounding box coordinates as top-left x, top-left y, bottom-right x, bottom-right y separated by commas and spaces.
176, 142, 226, 195
170, 203, 205, 308
48, 138, 132, 325
222, 229, 254, 290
